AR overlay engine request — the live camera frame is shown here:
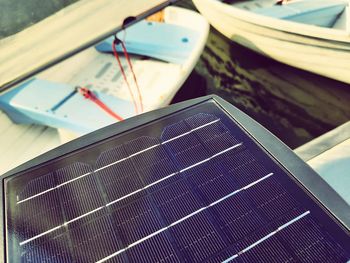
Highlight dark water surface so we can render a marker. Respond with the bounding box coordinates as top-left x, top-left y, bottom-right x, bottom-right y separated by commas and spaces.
173, 1, 350, 149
